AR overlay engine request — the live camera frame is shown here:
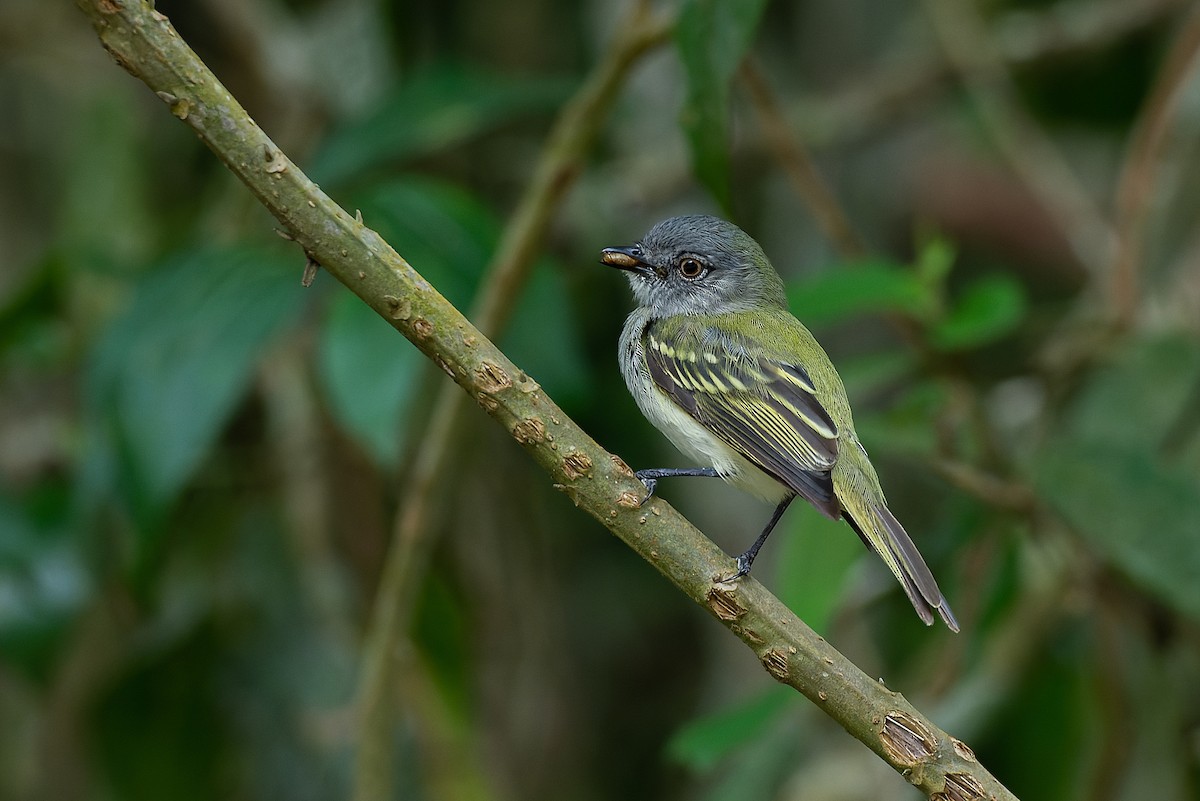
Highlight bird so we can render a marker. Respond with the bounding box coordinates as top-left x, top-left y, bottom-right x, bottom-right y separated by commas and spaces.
600, 214, 958, 631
